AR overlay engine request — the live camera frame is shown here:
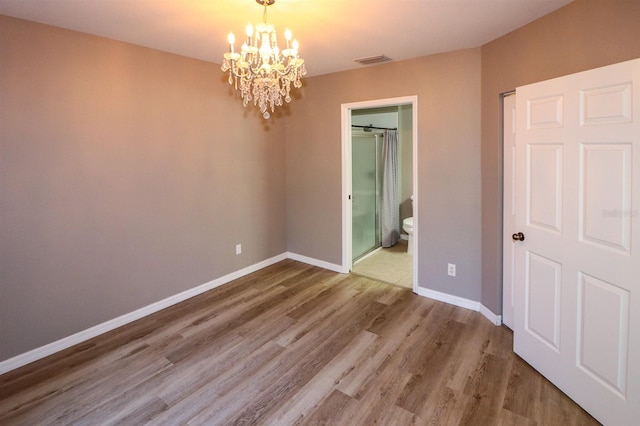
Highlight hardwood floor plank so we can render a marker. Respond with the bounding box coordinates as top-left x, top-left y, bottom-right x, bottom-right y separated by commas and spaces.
162, 268, 331, 365
263, 374, 338, 425
499, 407, 537, 425
0, 330, 179, 422
284, 274, 364, 321
366, 288, 424, 337
374, 283, 407, 305
157, 321, 290, 408
440, 315, 494, 393
151, 341, 287, 425
180, 282, 382, 424
342, 364, 414, 424
336, 304, 450, 400
298, 388, 353, 425
106, 396, 169, 426
0, 317, 163, 400
395, 320, 467, 415
537, 366, 598, 426
458, 353, 512, 424
317, 330, 380, 384
2, 355, 173, 425
371, 404, 420, 426
164, 272, 336, 370
0, 260, 600, 425
200, 298, 389, 424
419, 385, 471, 425
502, 356, 543, 421
274, 285, 360, 347
164, 284, 291, 363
